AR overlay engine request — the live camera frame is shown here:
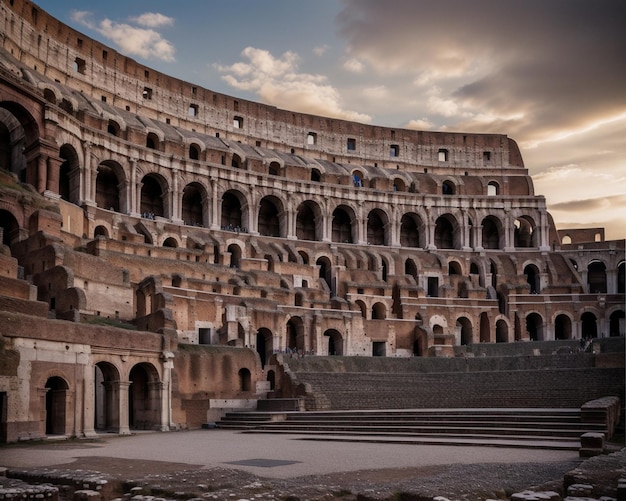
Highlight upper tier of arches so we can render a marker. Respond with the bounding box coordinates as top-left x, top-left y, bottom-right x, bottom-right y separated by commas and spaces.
1, 0, 528, 176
